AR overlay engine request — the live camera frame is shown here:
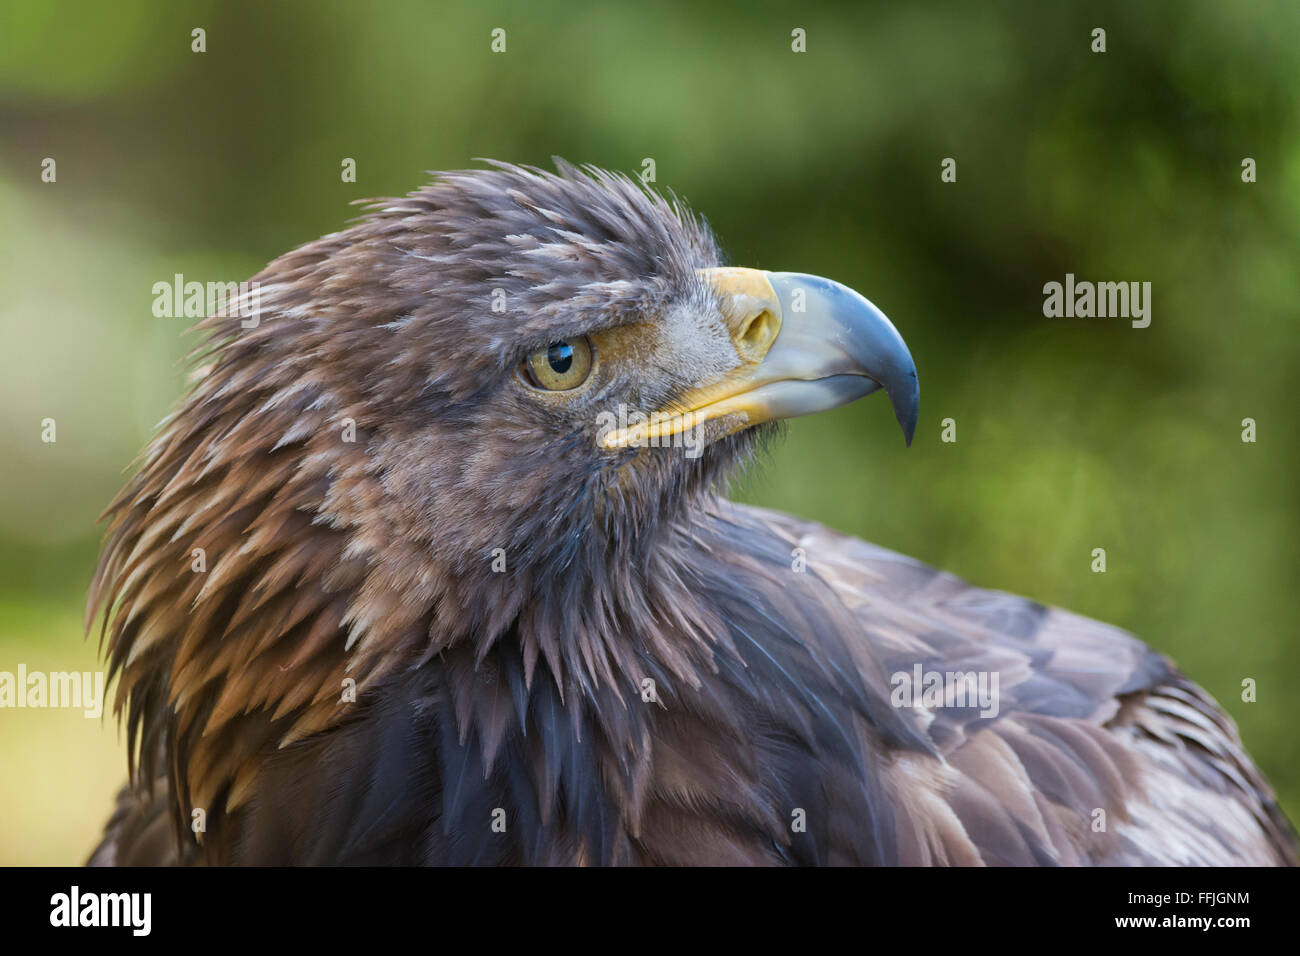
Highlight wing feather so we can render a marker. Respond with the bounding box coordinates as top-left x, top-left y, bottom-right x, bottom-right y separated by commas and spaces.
740, 502, 1296, 866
